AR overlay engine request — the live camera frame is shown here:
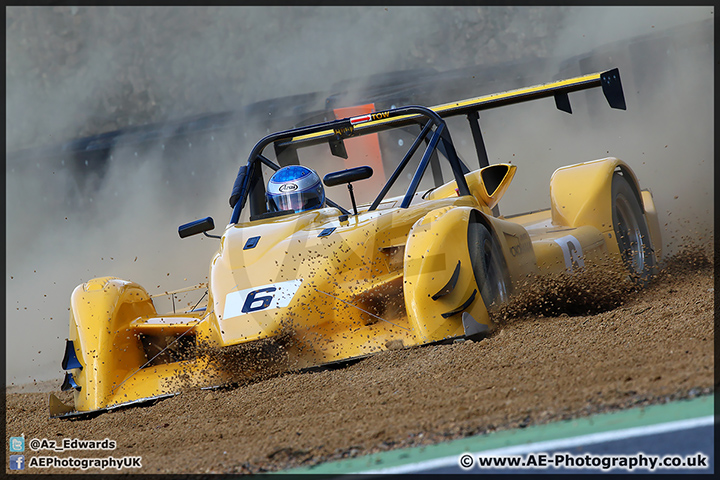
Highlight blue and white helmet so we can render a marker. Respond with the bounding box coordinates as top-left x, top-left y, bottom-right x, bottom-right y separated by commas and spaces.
266, 165, 325, 213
